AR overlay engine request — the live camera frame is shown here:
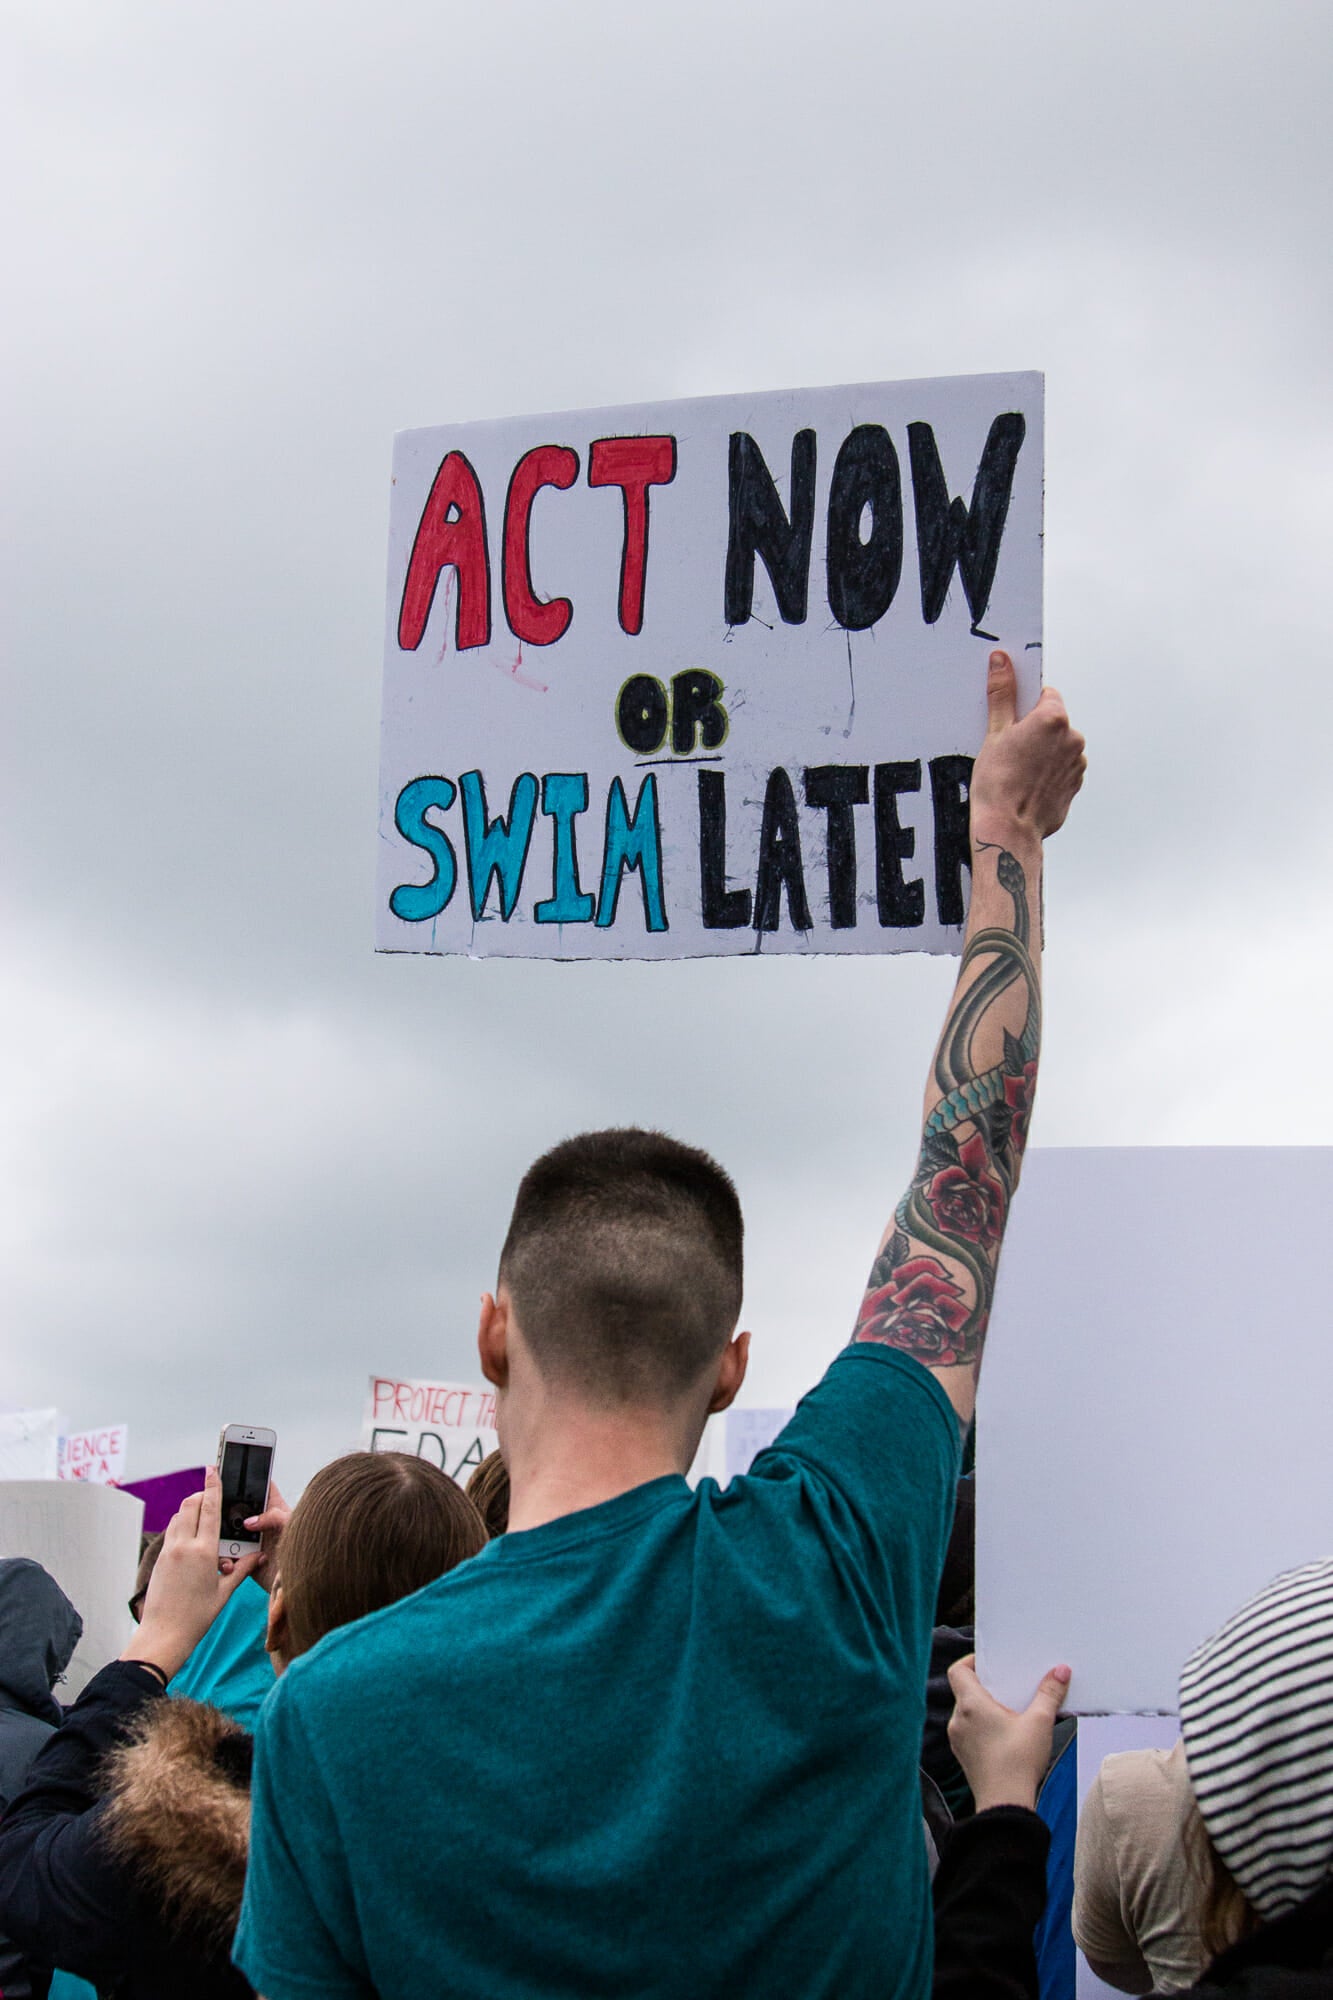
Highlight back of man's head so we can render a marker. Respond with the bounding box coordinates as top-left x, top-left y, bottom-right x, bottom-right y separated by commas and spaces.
499, 1128, 743, 1408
